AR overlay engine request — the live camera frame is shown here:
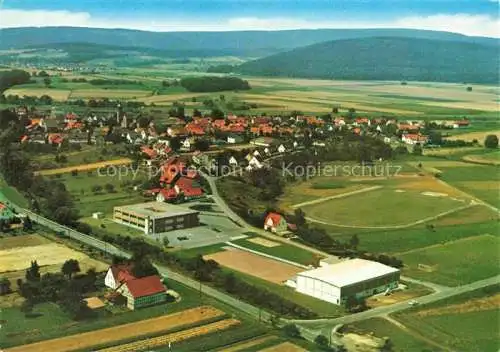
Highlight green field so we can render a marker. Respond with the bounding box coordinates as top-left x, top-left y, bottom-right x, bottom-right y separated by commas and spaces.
302, 188, 465, 227
59, 171, 148, 217
346, 318, 438, 352
438, 164, 500, 208
230, 236, 320, 266
330, 219, 499, 255
393, 285, 500, 352
399, 234, 499, 286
